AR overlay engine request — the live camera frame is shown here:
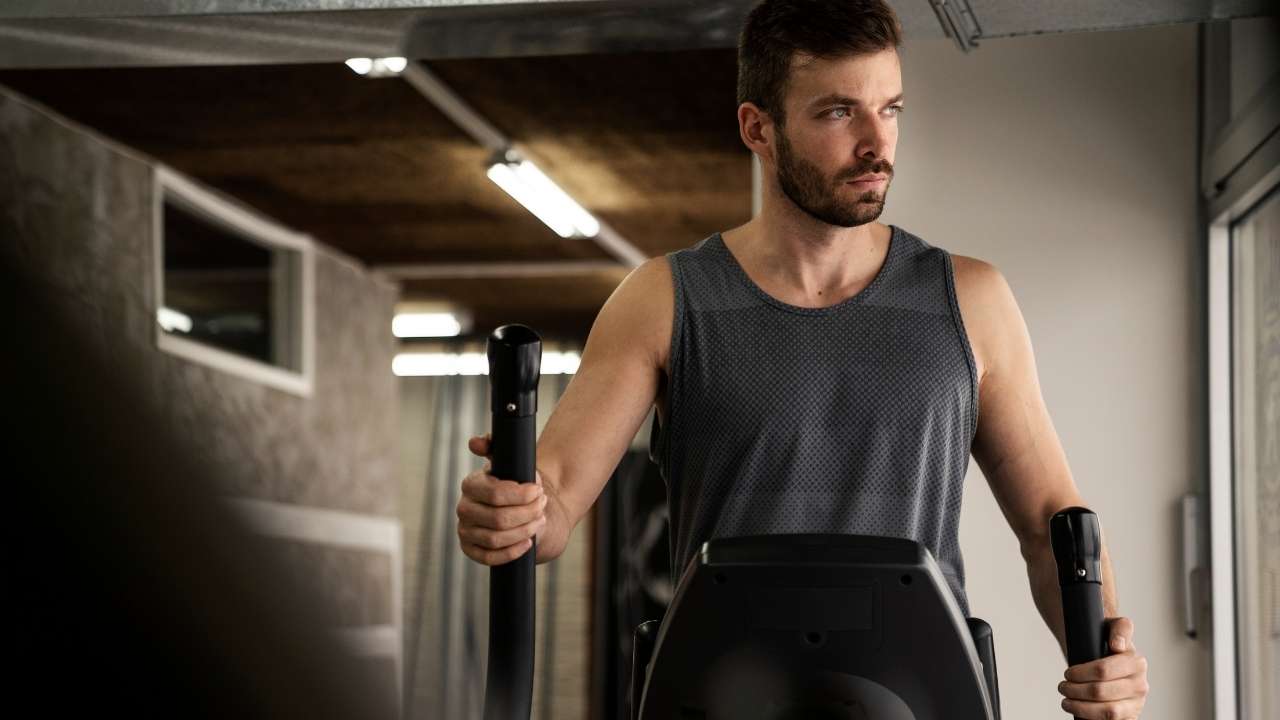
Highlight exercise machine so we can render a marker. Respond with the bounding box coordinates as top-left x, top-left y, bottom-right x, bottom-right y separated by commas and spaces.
480, 325, 1107, 720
